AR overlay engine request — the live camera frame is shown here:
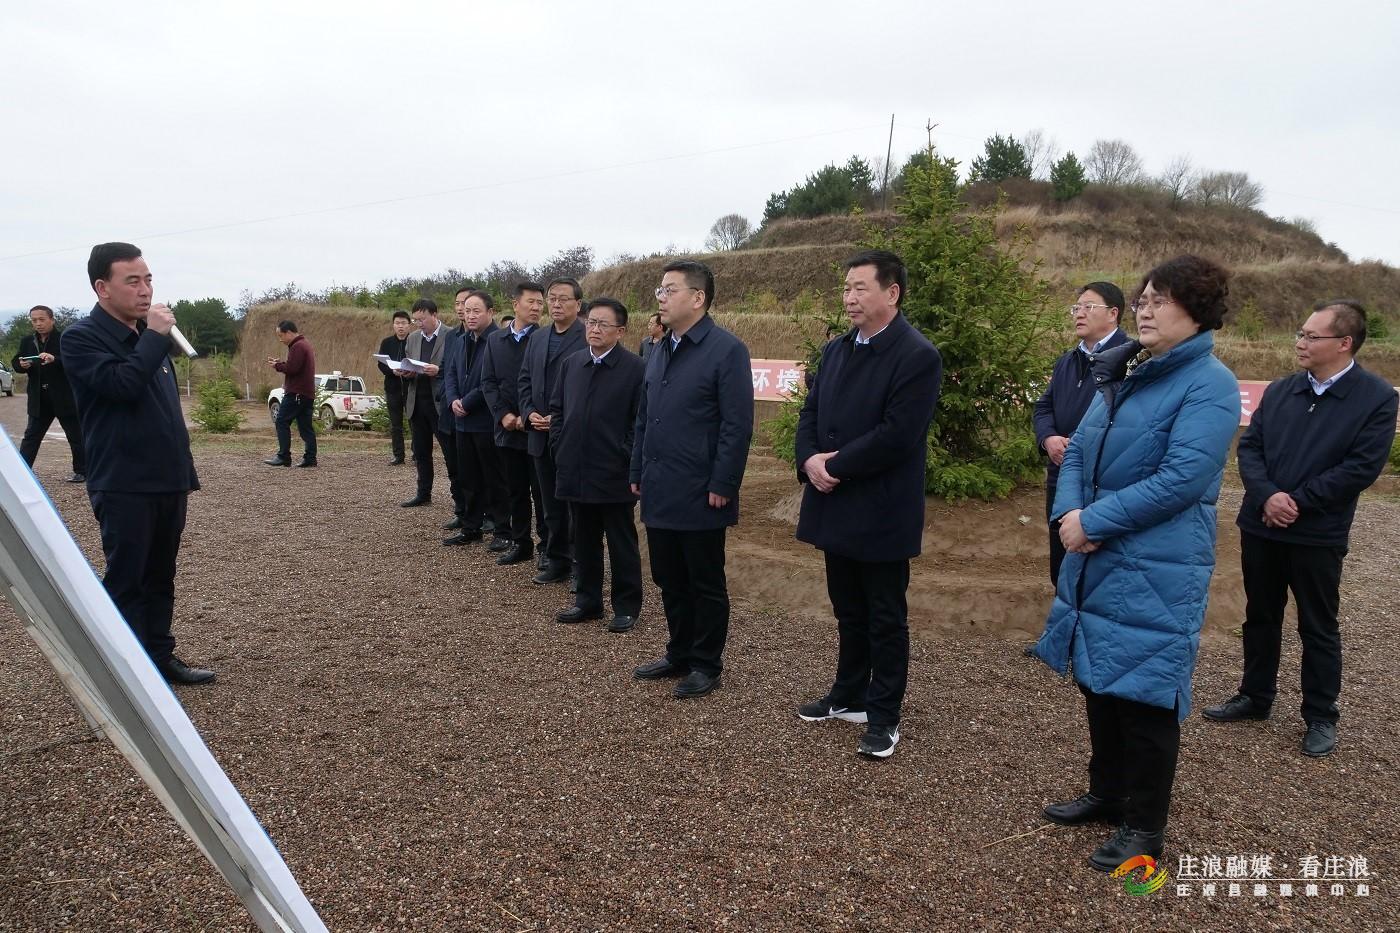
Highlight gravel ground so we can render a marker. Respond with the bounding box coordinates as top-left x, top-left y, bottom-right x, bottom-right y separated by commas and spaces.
2, 398, 1397, 932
